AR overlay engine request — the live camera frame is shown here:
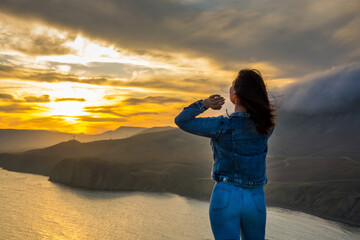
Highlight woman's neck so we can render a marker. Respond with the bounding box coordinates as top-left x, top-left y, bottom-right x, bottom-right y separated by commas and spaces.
234, 104, 247, 113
